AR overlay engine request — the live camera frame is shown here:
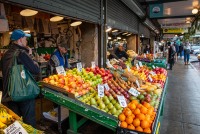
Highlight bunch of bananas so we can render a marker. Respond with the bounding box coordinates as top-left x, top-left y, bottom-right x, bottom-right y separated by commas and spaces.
0, 107, 14, 129
18, 121, 43, 134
